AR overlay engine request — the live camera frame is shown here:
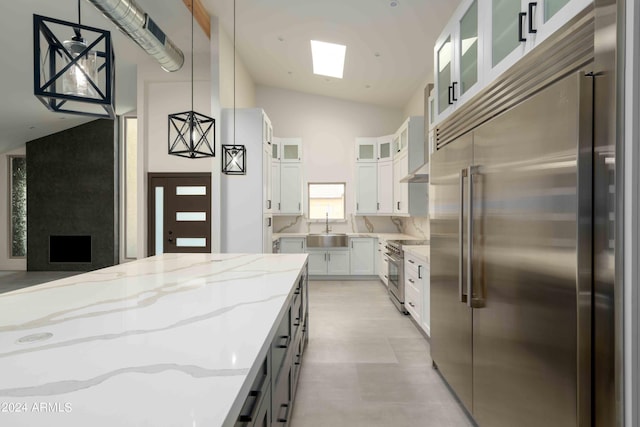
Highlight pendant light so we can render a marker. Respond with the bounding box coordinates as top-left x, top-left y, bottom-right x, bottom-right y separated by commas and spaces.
33, 0, 115, 118
168, 0, 215, 159
222, 0, 246, 175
